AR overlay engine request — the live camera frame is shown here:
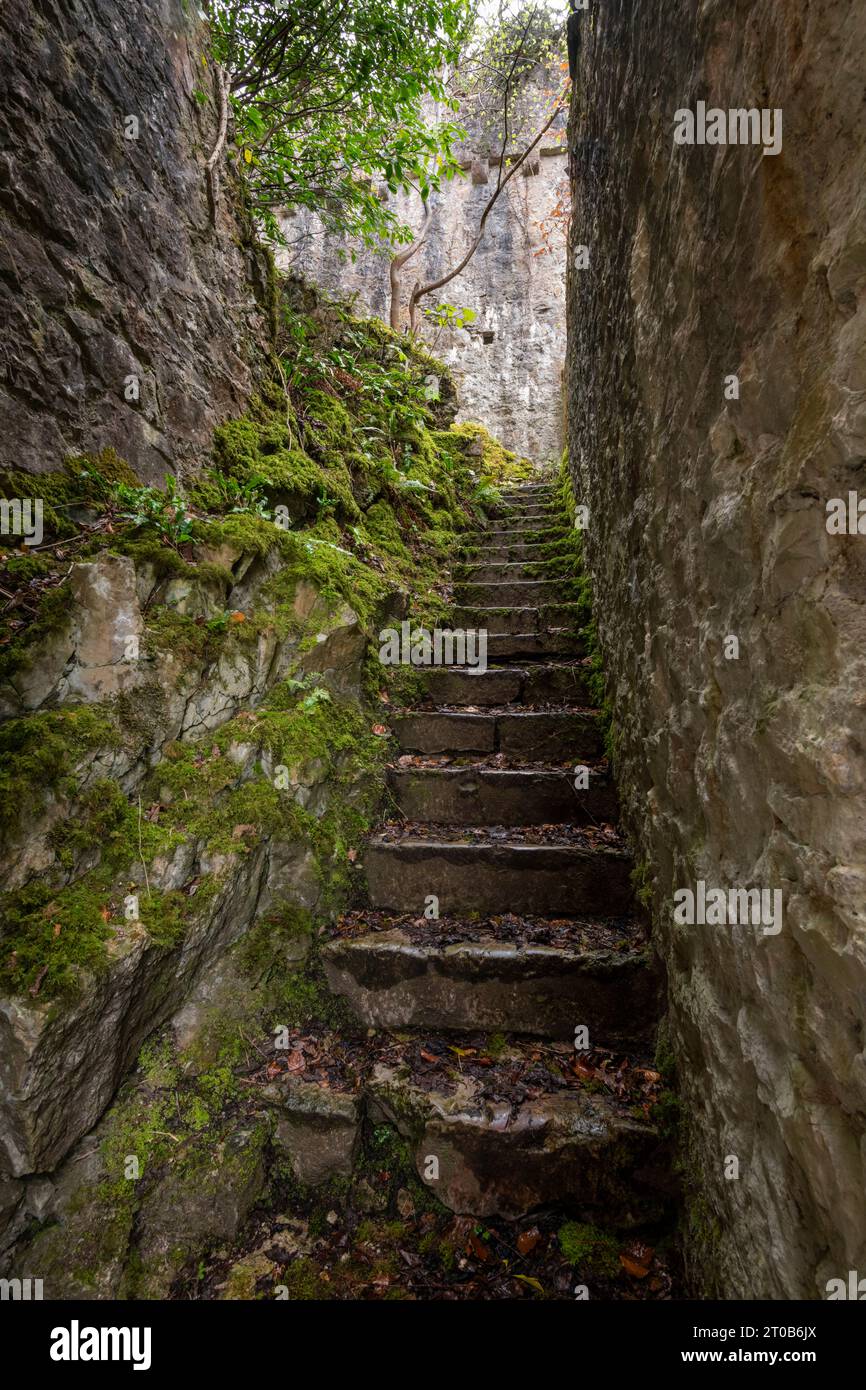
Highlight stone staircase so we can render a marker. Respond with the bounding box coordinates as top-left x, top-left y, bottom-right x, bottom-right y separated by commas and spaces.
297, 480, 671, 1228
